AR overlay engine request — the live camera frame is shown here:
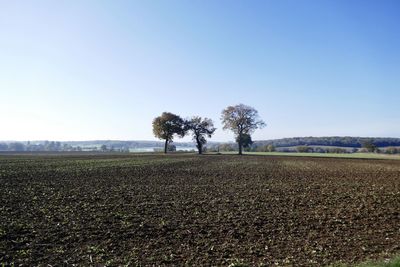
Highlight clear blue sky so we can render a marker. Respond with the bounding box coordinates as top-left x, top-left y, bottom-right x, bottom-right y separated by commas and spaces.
1, 0, 399, 141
